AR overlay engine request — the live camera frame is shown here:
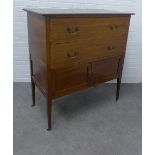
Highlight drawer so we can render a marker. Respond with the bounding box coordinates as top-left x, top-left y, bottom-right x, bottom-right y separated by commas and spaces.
50, 39, 126, 68
50, 17, 130, 43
